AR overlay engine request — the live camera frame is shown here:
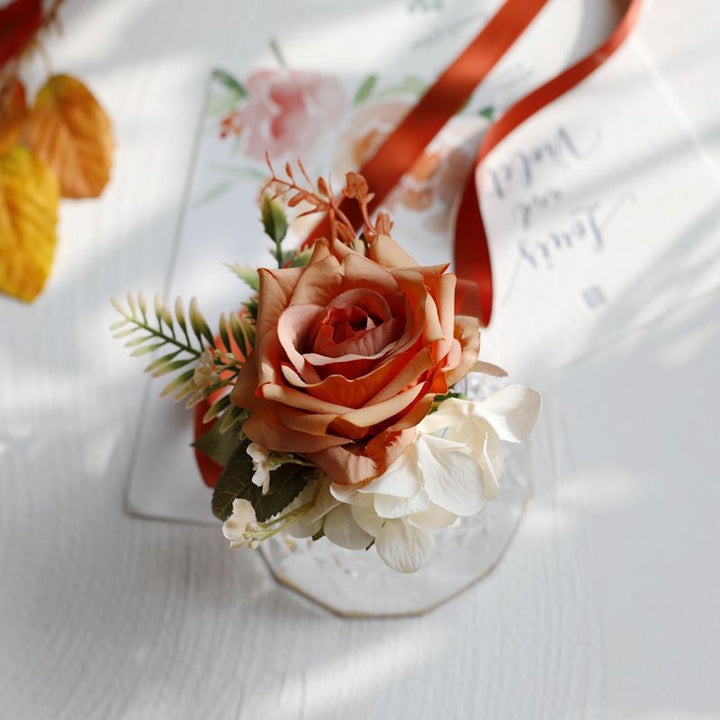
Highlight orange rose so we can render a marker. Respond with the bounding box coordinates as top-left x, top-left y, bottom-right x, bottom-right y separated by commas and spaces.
230, 234, 480, 485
